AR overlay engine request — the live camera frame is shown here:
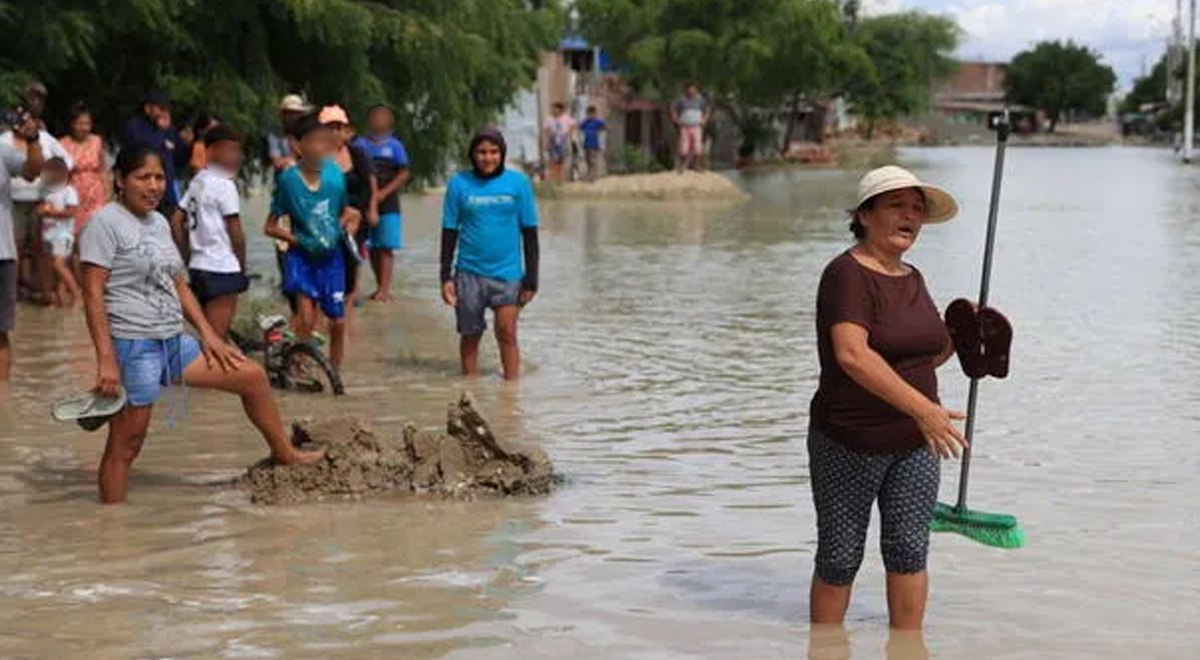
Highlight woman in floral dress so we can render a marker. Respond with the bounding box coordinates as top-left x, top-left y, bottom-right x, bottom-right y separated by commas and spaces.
60, 104, 110, 234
